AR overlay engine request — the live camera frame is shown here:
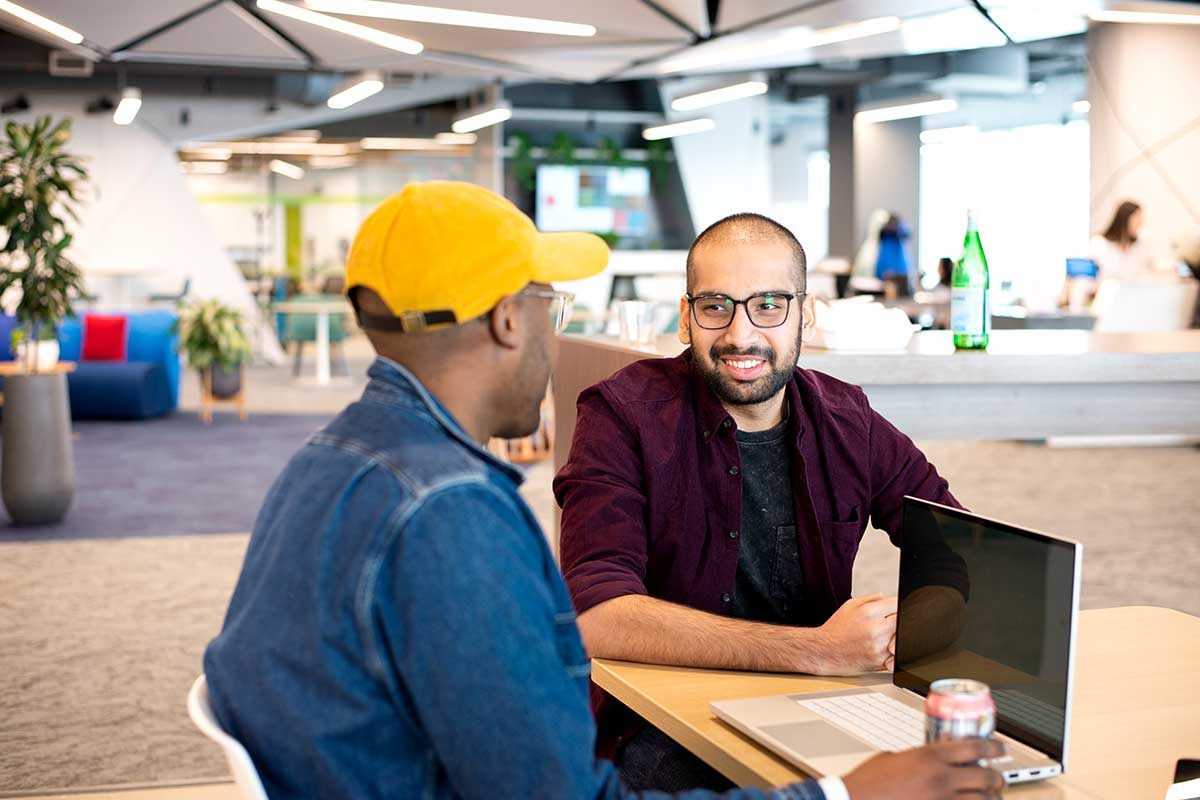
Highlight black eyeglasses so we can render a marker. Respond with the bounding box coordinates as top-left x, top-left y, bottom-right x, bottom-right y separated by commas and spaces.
685, 292, 803, 330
